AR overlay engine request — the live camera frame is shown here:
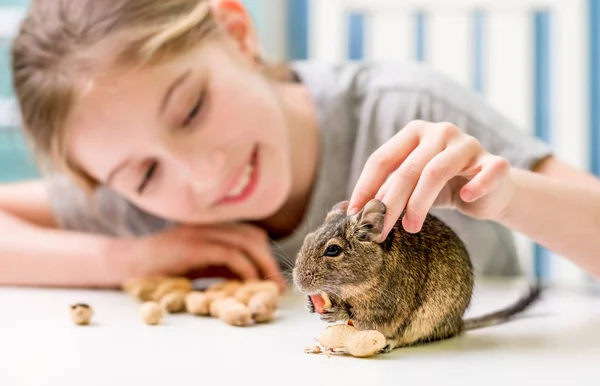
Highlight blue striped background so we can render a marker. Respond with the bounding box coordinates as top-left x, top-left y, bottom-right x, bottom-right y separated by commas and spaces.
0, 0, 38, 183
533, 11, 552, 281
348, 12, 365, 60
587, 0, 600, 287
591, 0, 600, 178
414, 11, 426, 62
286, 0, 309, 60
